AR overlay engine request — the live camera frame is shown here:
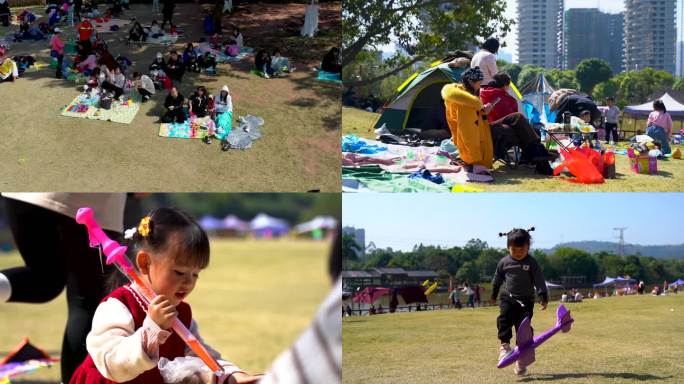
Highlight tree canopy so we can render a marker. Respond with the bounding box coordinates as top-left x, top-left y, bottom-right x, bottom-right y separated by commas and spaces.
342, 0, 513, 87
342, 239, 684, 286
575, 58, 613, 95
